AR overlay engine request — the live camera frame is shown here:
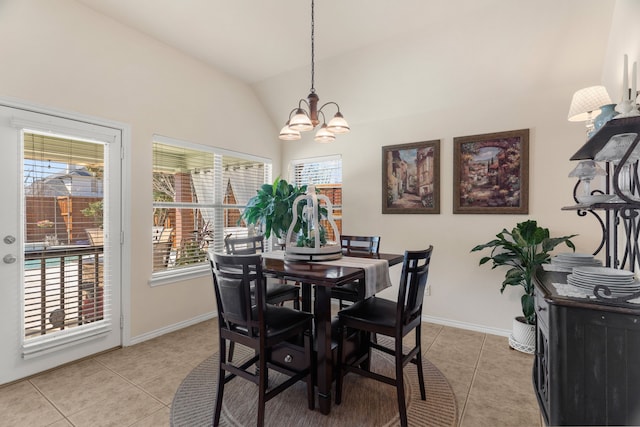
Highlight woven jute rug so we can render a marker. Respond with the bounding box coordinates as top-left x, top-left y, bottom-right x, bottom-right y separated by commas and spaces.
171, 338, 457, 427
